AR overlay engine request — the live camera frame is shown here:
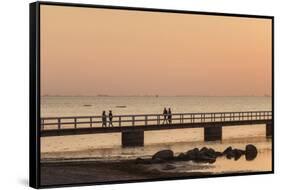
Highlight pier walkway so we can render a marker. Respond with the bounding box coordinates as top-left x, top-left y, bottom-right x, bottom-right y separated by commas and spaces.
41, 111, 272, 147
